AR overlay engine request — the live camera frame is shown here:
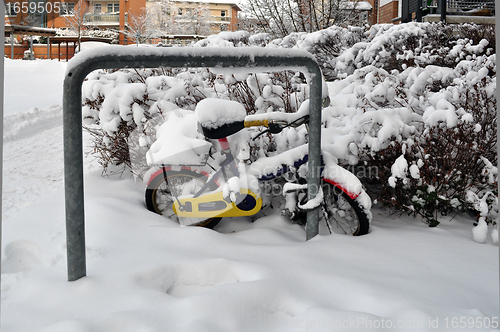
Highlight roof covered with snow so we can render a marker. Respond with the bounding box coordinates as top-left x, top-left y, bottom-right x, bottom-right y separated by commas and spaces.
168, 0, 242, 8
342, 1, 372, 10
